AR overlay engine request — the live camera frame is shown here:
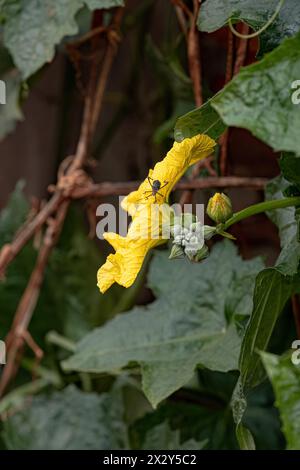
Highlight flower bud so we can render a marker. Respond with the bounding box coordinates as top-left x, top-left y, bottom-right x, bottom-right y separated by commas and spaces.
189, 235, 199, 245
185, 248, 197, 261
174, 235, 183, 245
172, 224, 183, 238
169, 244, 184, 259
194, 244, 209, 262
190, 221, 203, 234
203, 225, 216, 240
206, 193, 233, 224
